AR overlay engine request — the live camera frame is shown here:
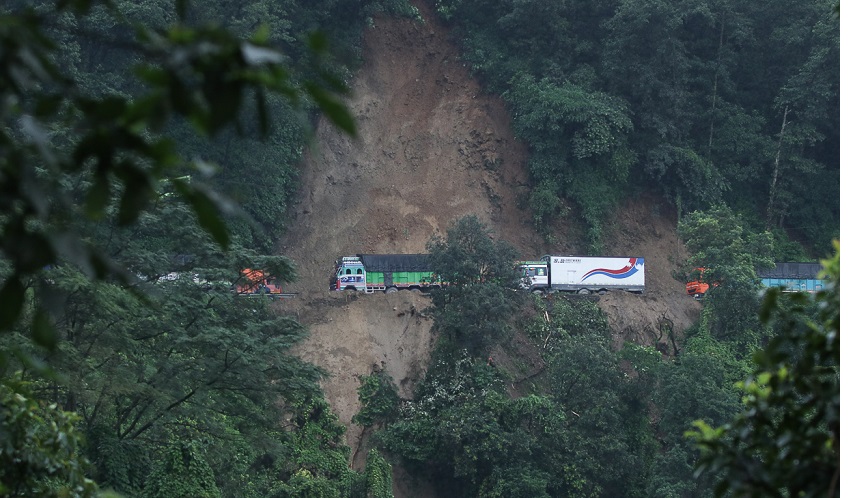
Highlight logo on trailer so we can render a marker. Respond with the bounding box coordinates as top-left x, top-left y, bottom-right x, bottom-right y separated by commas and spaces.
552, 257, 581, 264
581, 258, 643, 281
